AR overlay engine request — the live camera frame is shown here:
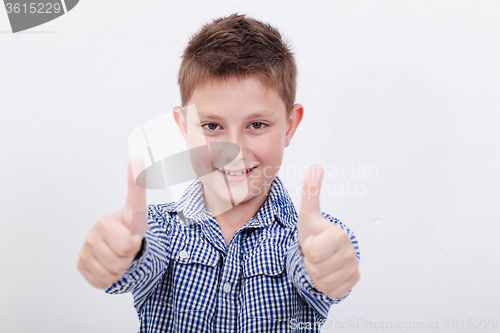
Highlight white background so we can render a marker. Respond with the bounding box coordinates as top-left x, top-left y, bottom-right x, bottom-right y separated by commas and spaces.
1, 1, 499, 332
